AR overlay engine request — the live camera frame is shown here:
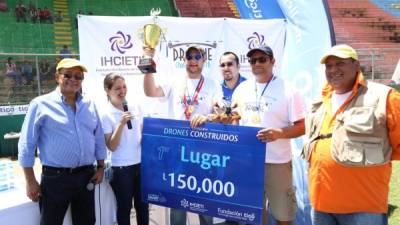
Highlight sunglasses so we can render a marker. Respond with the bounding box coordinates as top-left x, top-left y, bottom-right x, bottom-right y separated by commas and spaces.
62, 73, 84, 80
186, 54, 203, 61
248, 56, 269, 65
219, 61, 234, 68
